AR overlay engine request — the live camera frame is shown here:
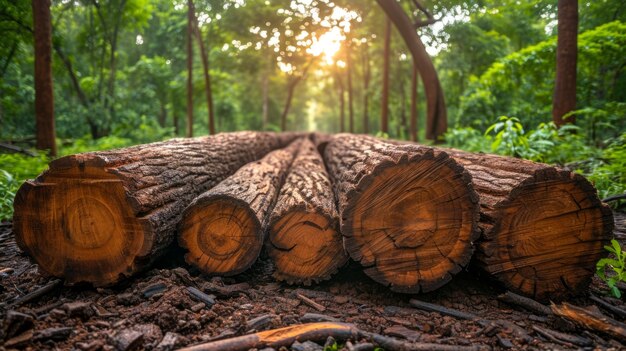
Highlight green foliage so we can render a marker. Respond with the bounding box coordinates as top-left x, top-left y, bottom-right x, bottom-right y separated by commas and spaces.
0, 170, 19, 222
586, 133, 626, 203
484, 116, 528, 157
459, 21, 626, 134
597, 239, 626, 298
444, 126, 489, 152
